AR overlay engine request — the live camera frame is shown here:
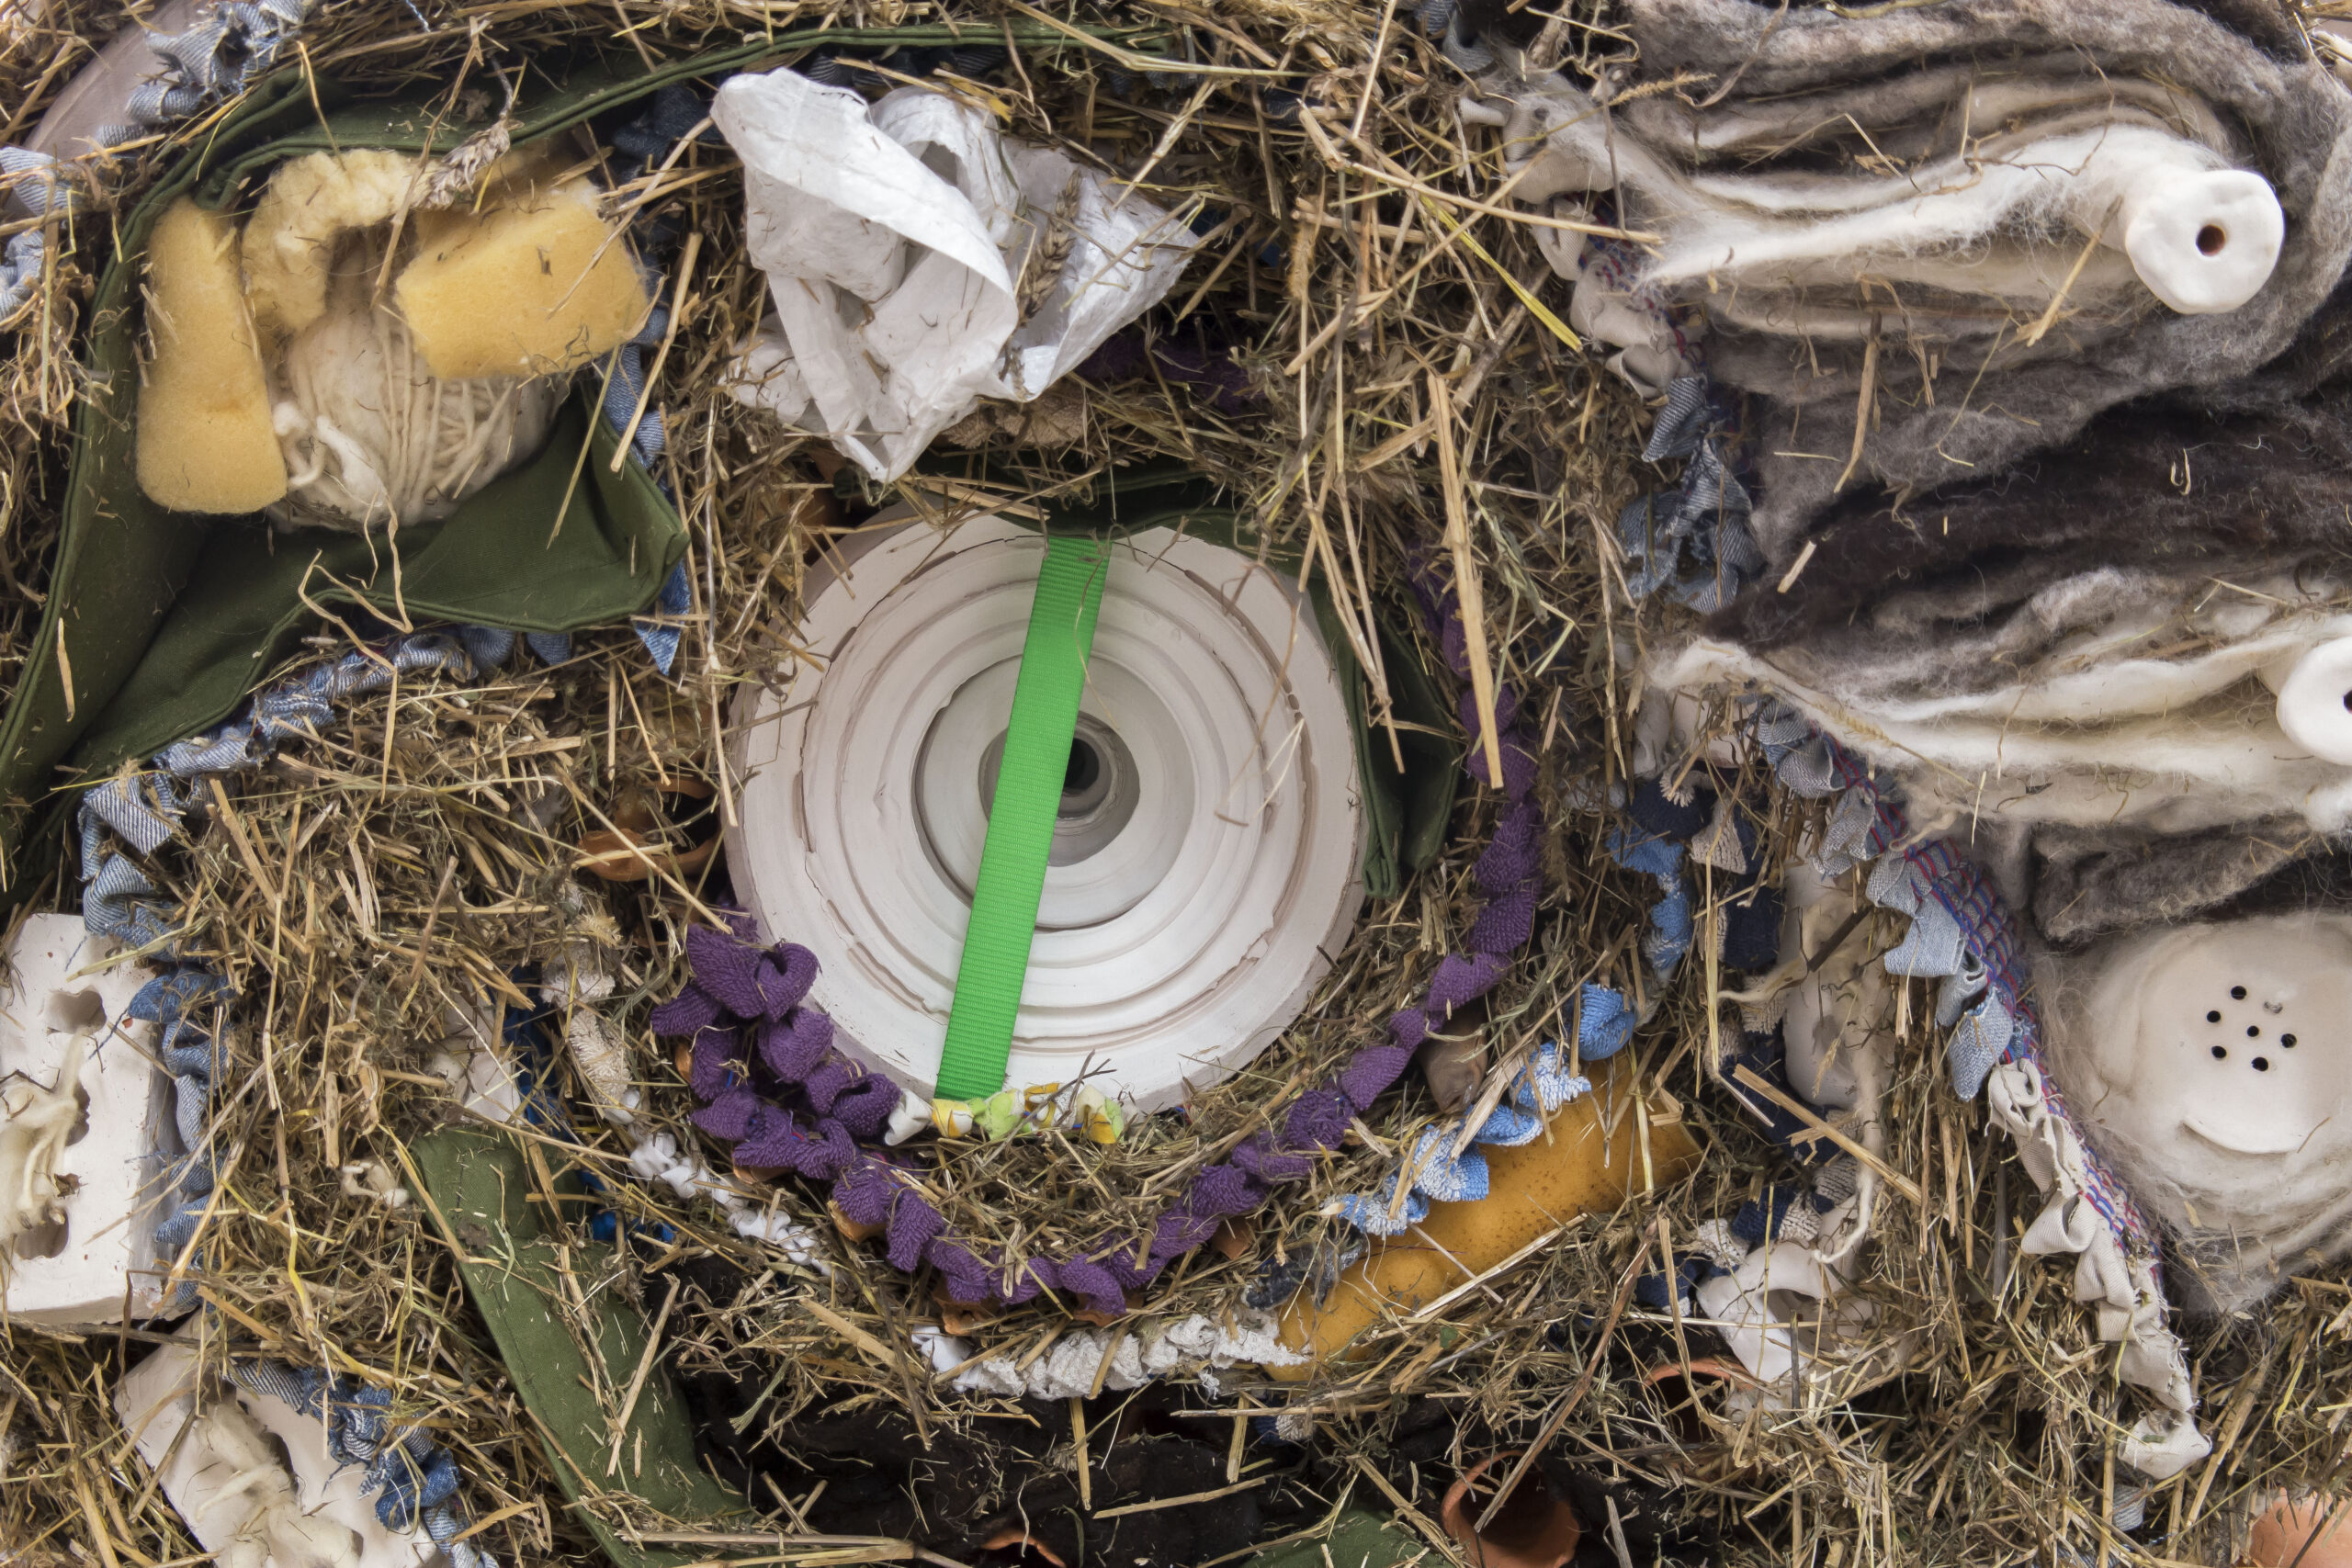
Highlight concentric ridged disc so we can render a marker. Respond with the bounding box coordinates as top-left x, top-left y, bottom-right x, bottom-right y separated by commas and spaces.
726, 513, 1365, 1111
